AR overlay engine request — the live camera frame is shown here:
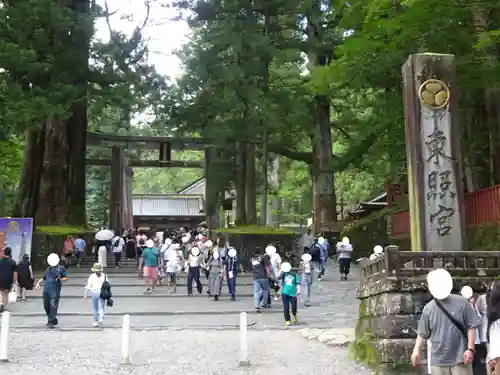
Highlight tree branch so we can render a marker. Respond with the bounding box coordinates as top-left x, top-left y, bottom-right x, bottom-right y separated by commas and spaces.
267, 144, 313, 164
